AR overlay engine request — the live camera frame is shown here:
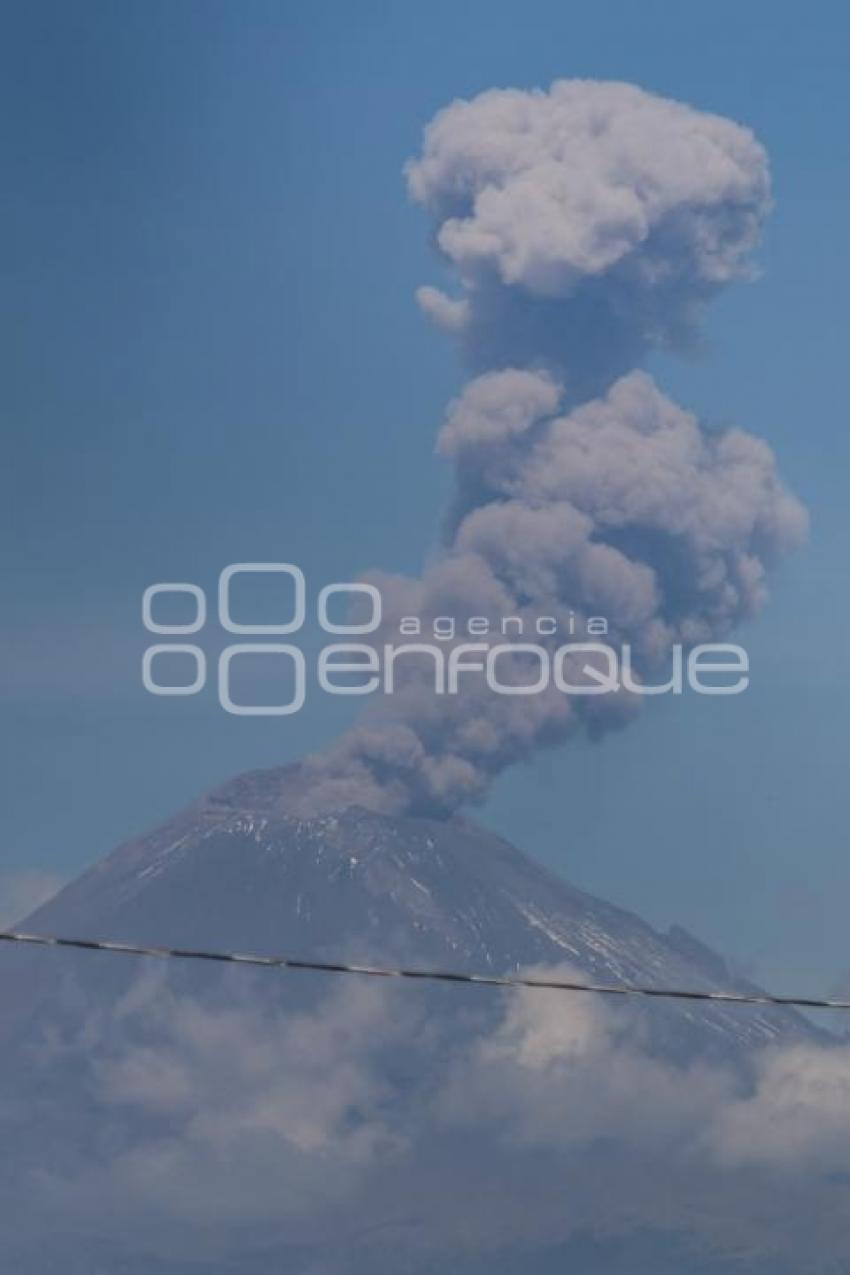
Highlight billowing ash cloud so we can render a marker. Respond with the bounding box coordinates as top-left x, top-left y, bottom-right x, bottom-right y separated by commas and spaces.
291, 80, 806, 819
407, 79, 771, 393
